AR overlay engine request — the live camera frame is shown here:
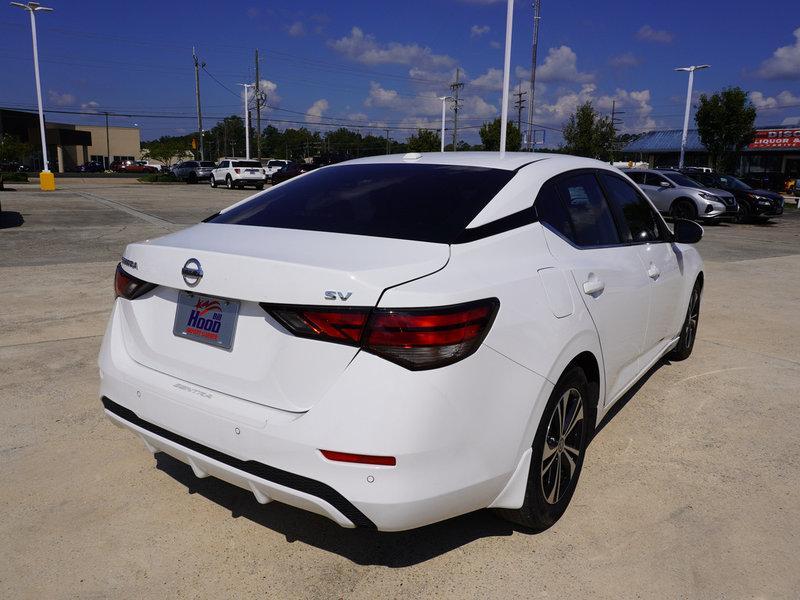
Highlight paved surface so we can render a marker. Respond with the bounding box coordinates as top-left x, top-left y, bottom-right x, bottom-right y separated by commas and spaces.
1, 182, 799, 599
